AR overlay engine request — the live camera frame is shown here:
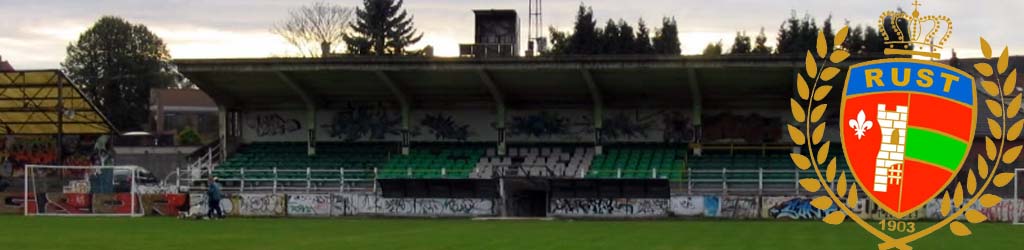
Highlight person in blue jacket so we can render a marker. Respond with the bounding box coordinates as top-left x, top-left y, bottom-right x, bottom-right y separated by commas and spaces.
206, 176, 224, 219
